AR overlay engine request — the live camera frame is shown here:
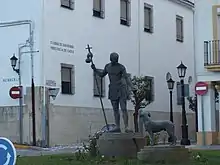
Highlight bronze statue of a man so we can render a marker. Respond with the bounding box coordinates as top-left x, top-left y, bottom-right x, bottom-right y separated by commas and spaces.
91, 52, 133, 133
